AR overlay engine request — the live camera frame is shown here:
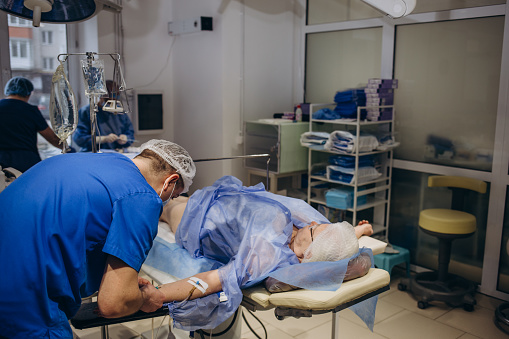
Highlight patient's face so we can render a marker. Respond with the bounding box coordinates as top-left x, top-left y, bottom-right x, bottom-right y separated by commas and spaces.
293, 222, 329, 262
